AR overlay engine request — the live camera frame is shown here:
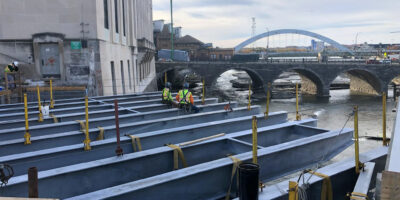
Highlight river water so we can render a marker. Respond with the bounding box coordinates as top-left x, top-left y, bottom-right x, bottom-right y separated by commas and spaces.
199, 69, 396, 163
